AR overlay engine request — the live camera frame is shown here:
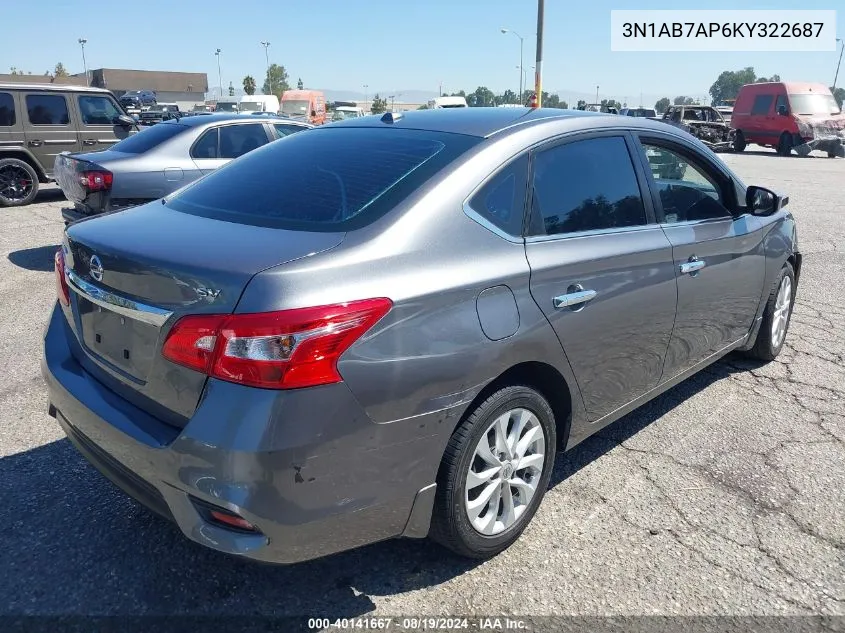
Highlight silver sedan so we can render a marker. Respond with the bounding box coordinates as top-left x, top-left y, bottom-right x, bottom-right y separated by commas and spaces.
54, 113, 312, 223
